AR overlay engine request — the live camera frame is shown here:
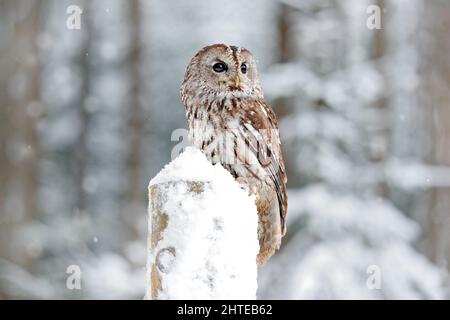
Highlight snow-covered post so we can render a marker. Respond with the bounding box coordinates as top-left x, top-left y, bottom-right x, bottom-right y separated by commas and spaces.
145, 147, 259, 300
